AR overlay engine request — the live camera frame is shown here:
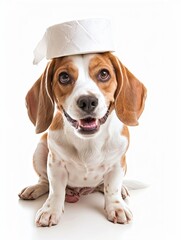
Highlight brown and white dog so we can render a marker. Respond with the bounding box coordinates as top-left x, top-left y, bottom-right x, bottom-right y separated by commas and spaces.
19, 52, 146, 227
